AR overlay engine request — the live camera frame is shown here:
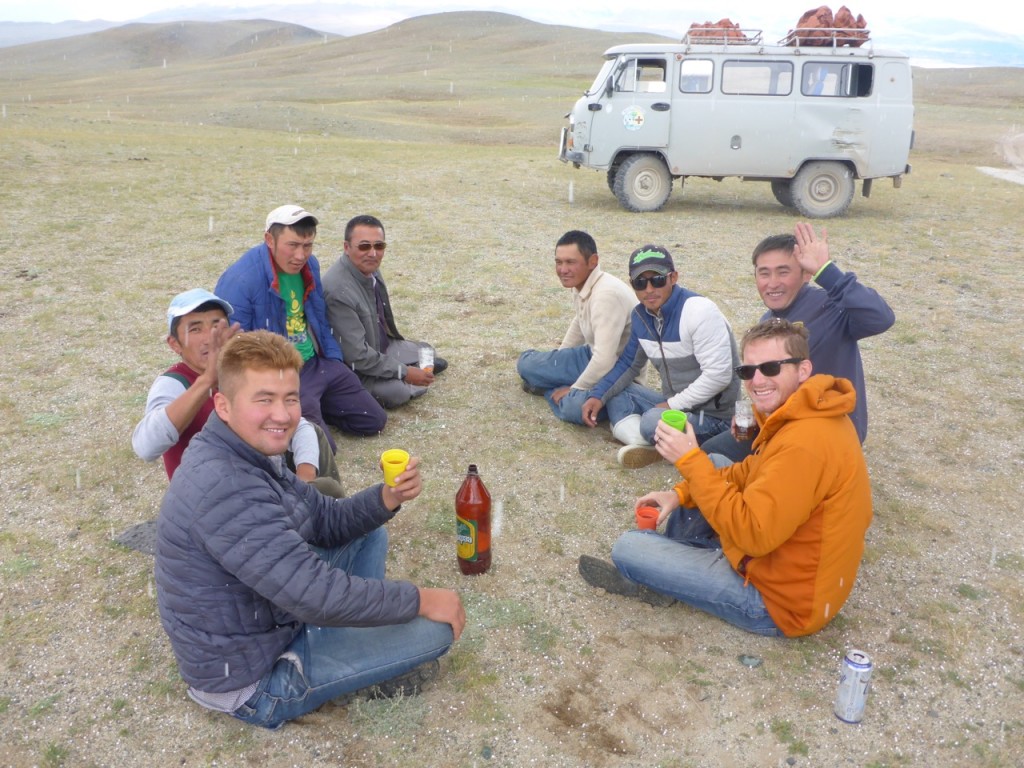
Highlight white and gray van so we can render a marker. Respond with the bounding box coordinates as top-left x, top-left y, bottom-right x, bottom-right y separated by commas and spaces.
558, 28, 914, 217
